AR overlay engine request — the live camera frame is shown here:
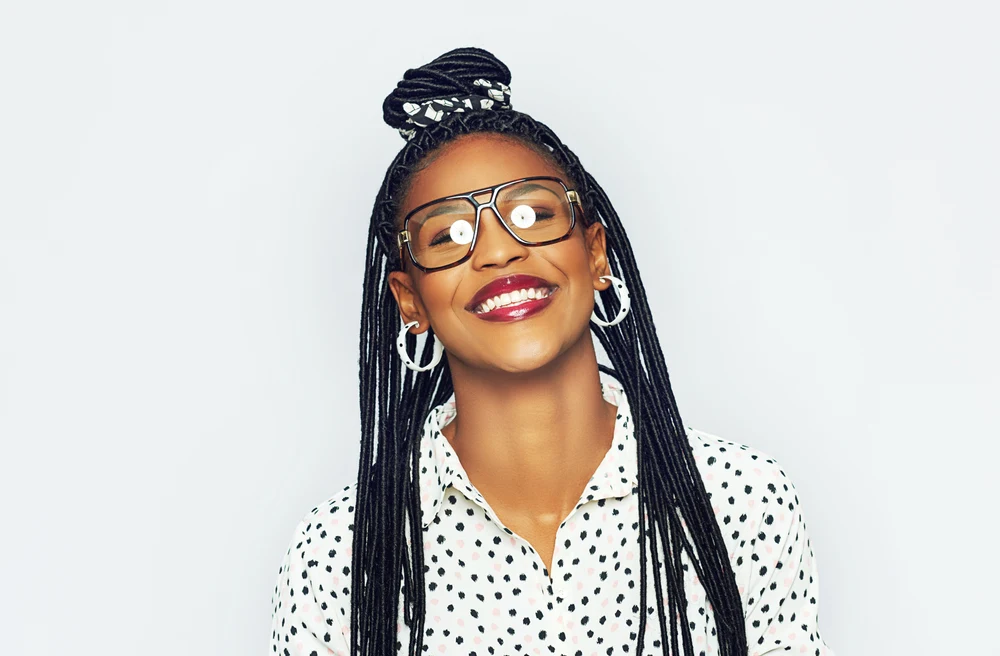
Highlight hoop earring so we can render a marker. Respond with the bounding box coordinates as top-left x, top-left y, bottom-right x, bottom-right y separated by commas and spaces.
396, 320, 444, 372
591, 275, 631, 327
